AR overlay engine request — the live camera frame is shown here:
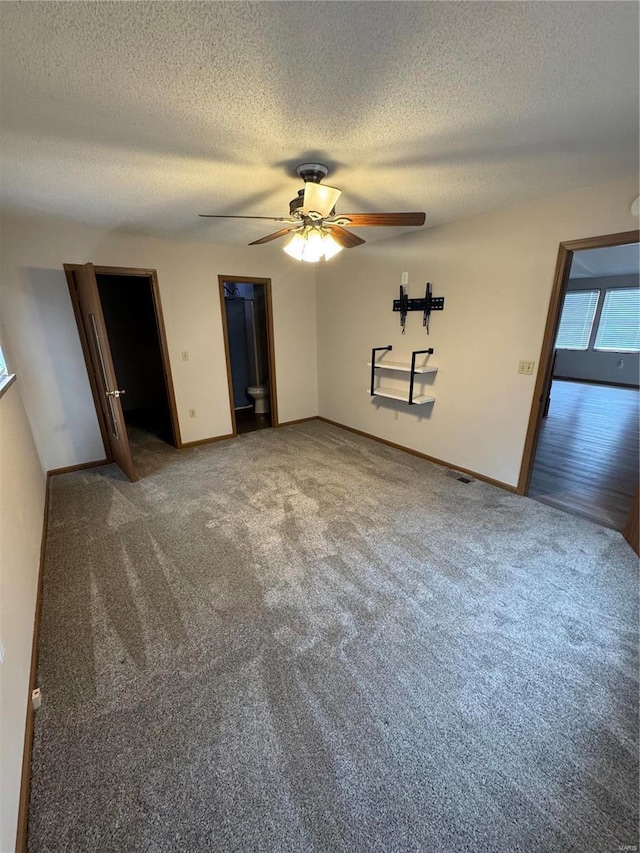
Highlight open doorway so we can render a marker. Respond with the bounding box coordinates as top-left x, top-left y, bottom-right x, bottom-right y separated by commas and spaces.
218, 276, 278, 435
519, 231, 639, 546
96, 272, 176, 445
65, 264, 181, 480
